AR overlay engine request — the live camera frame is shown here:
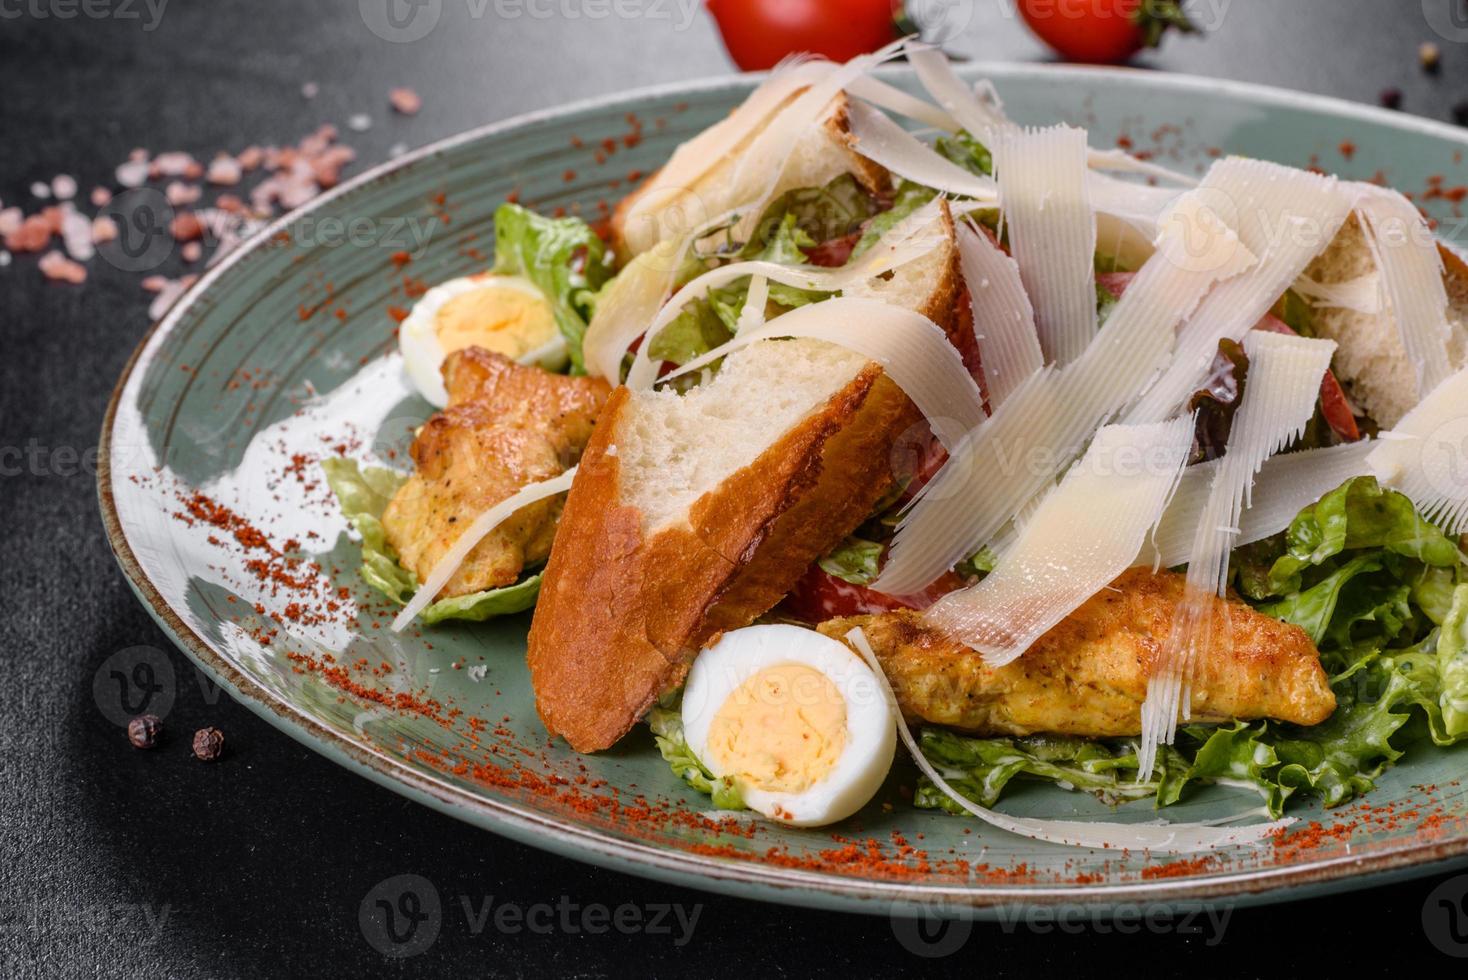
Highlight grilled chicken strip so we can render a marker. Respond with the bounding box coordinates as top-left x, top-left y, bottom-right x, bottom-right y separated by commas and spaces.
382, 347, 610, 598
818, 567, 1335, 736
